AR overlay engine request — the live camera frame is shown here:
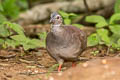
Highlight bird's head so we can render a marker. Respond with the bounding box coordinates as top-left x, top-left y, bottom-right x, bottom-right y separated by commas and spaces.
50, 12, 63, 25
